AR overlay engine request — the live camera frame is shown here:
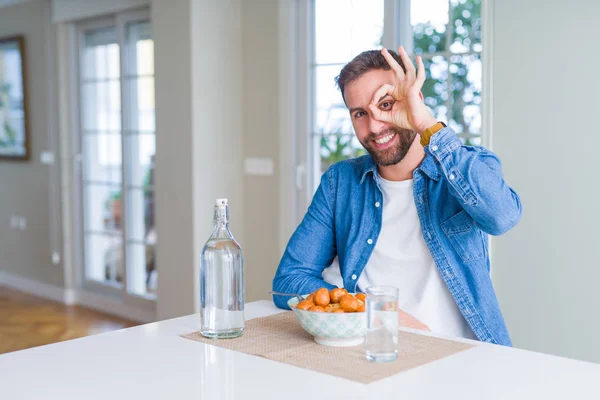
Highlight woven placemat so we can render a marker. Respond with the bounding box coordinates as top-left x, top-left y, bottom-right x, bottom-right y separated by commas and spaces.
182, 311, 474, 384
